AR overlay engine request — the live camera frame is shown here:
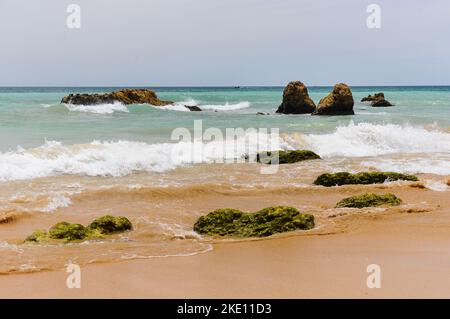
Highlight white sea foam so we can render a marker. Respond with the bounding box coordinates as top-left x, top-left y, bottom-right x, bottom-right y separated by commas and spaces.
63, 102, 129, 114
299, 122, 450, 157
0, 132, 286, 181
0, 123, 448, 181
424, 180, 449, 192
153, 99, 251, 112
200, 101, 250, 111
